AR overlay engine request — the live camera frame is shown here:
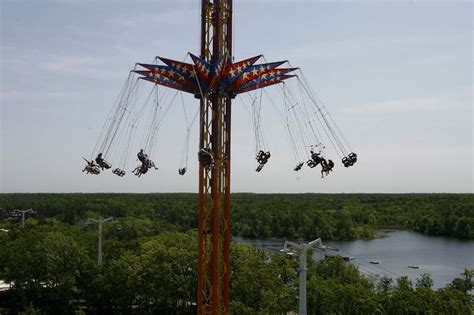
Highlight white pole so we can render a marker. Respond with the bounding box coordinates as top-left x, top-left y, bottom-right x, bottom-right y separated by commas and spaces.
299, 243, 308, 315
13, 209, 35, 228
85, 217, 118, 265
98, 221, 103, 265
282, 238, 325, 315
